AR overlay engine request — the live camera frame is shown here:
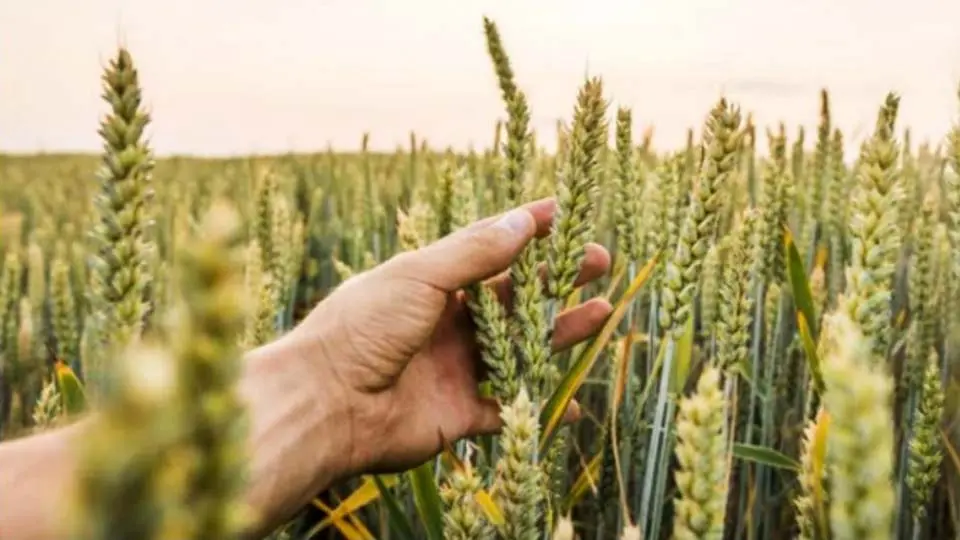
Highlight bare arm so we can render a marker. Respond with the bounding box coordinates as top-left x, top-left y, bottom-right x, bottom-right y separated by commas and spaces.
0, 336, 349, 540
